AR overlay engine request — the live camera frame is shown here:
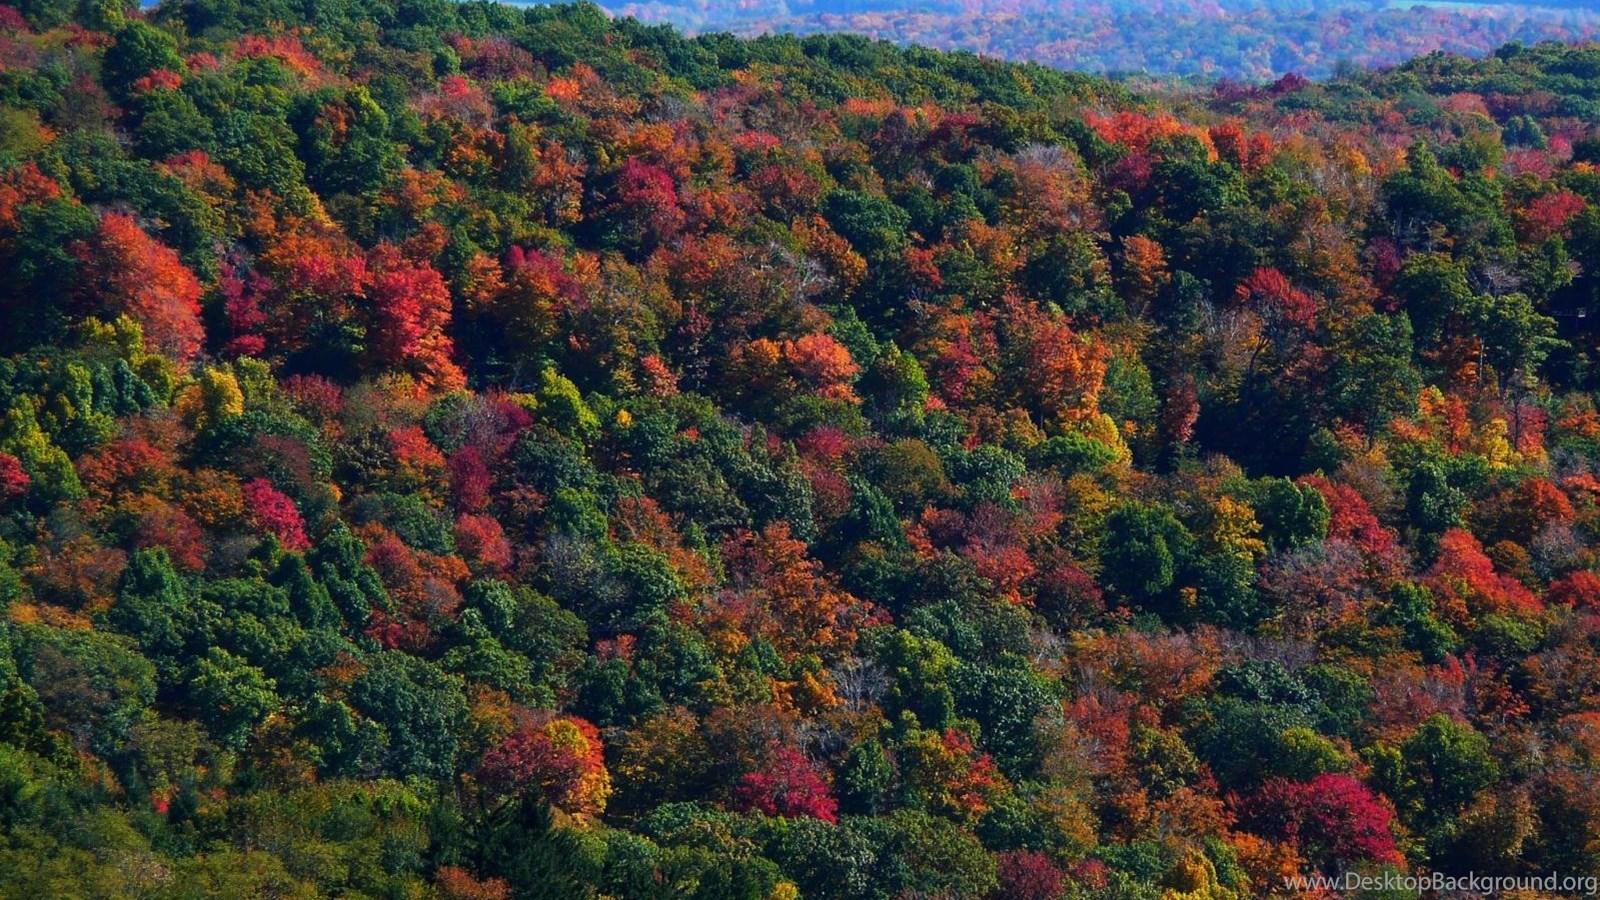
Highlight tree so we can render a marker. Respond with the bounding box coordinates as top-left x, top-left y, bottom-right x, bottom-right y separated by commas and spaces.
1251, 478, 1329, 553
732, 745, 840, 823
1425, 528, 1540, 621
79, 213, 204, 363
713, 522, 868, 660
1391, 252, 1476, 361
1118, 234, 1169, 318
1473, 291, 1558, 394
901, 725, 1009, 823
364, 244, 465, 390
102, 22, 183, 99
477, 715, 611, 816
1239, 774, 1401, 871
822, 188, 910, 261
609, 159, 686, 253
242, 479, 311, 552
994, 850, 1065, 900
349, 652, 468, 779
1099, 503, 1193, 611
189, 647, 279, 750
1375, 714, 1500, 832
